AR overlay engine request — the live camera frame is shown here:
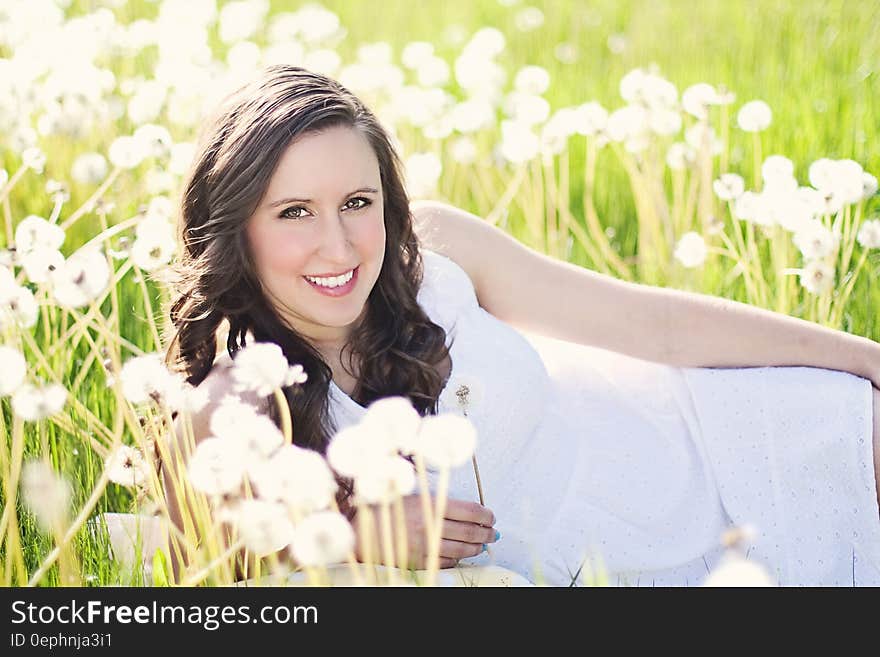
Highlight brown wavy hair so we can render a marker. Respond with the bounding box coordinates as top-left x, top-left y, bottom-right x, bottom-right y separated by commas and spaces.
162, 65, 452, 518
